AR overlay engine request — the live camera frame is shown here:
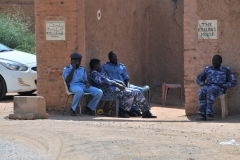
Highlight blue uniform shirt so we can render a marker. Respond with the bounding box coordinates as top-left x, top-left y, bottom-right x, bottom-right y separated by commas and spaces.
196, 66, 237, 88
63, 64, 88, 86
101, 62, 130, 82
